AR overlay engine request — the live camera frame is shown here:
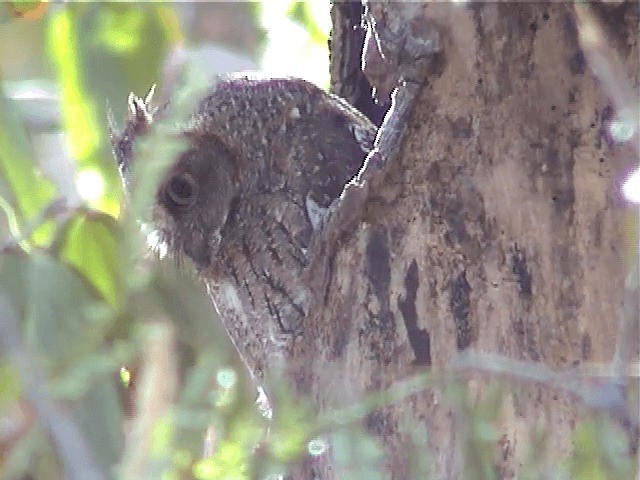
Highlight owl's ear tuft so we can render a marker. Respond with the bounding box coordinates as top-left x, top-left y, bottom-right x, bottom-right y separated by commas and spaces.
126, 85, 156, 132
110, 85, 159, 186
